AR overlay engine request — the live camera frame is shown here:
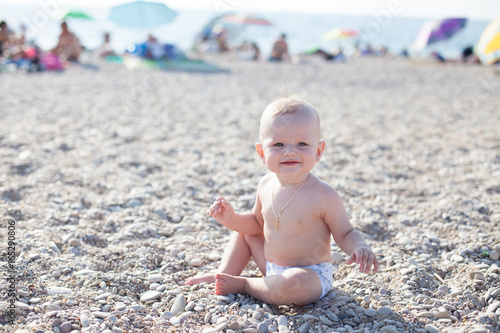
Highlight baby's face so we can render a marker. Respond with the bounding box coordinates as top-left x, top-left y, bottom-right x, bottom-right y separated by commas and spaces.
258, 111, 323, 179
